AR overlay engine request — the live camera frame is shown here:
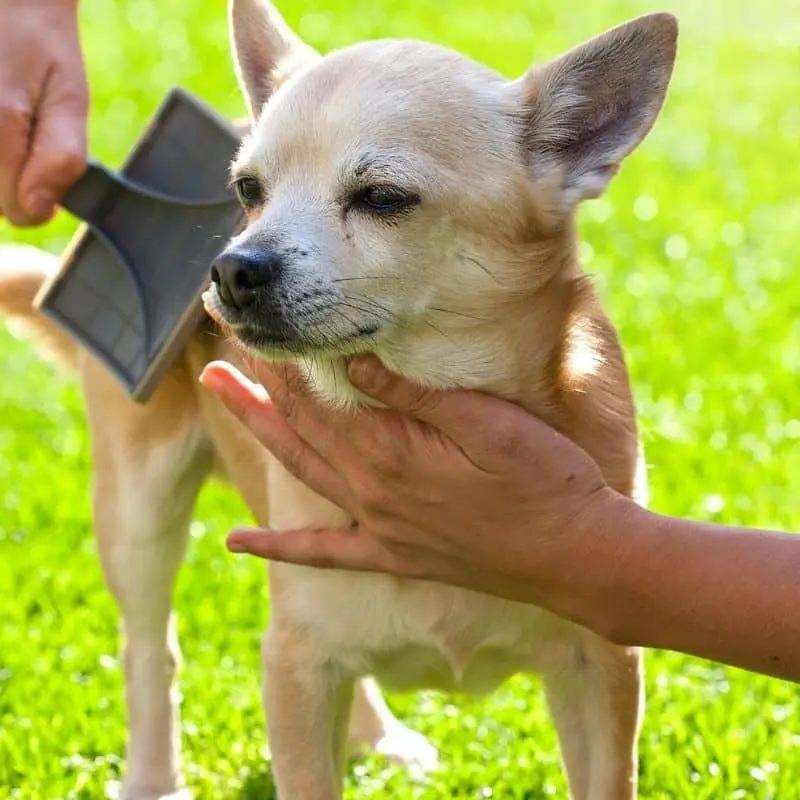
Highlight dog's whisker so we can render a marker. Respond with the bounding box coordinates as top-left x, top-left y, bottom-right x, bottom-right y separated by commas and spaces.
338, 299, 389, 323
428, 306, 486, 322
341, 294, 394, 318
333, 276, 401, 283
458, 252, 499, 283
301, 353, 313, 383
327, 305, 361, 330
423, 318, 455, 345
